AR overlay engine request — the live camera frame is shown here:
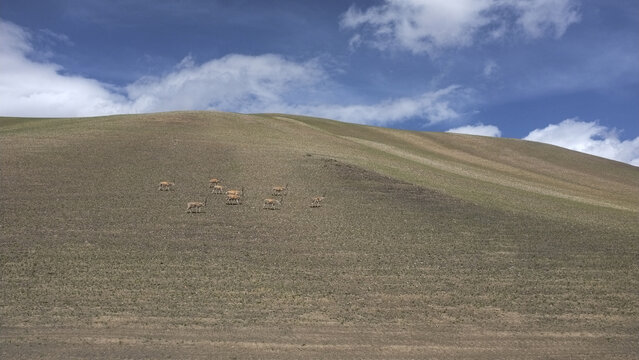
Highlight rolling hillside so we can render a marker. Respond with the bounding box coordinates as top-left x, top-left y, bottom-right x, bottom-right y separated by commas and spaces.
1, 111, 638, 359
